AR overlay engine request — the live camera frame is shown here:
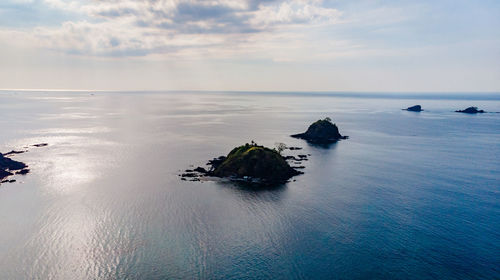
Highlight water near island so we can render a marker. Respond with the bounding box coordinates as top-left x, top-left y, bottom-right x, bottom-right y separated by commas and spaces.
0, 91, 499, 279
